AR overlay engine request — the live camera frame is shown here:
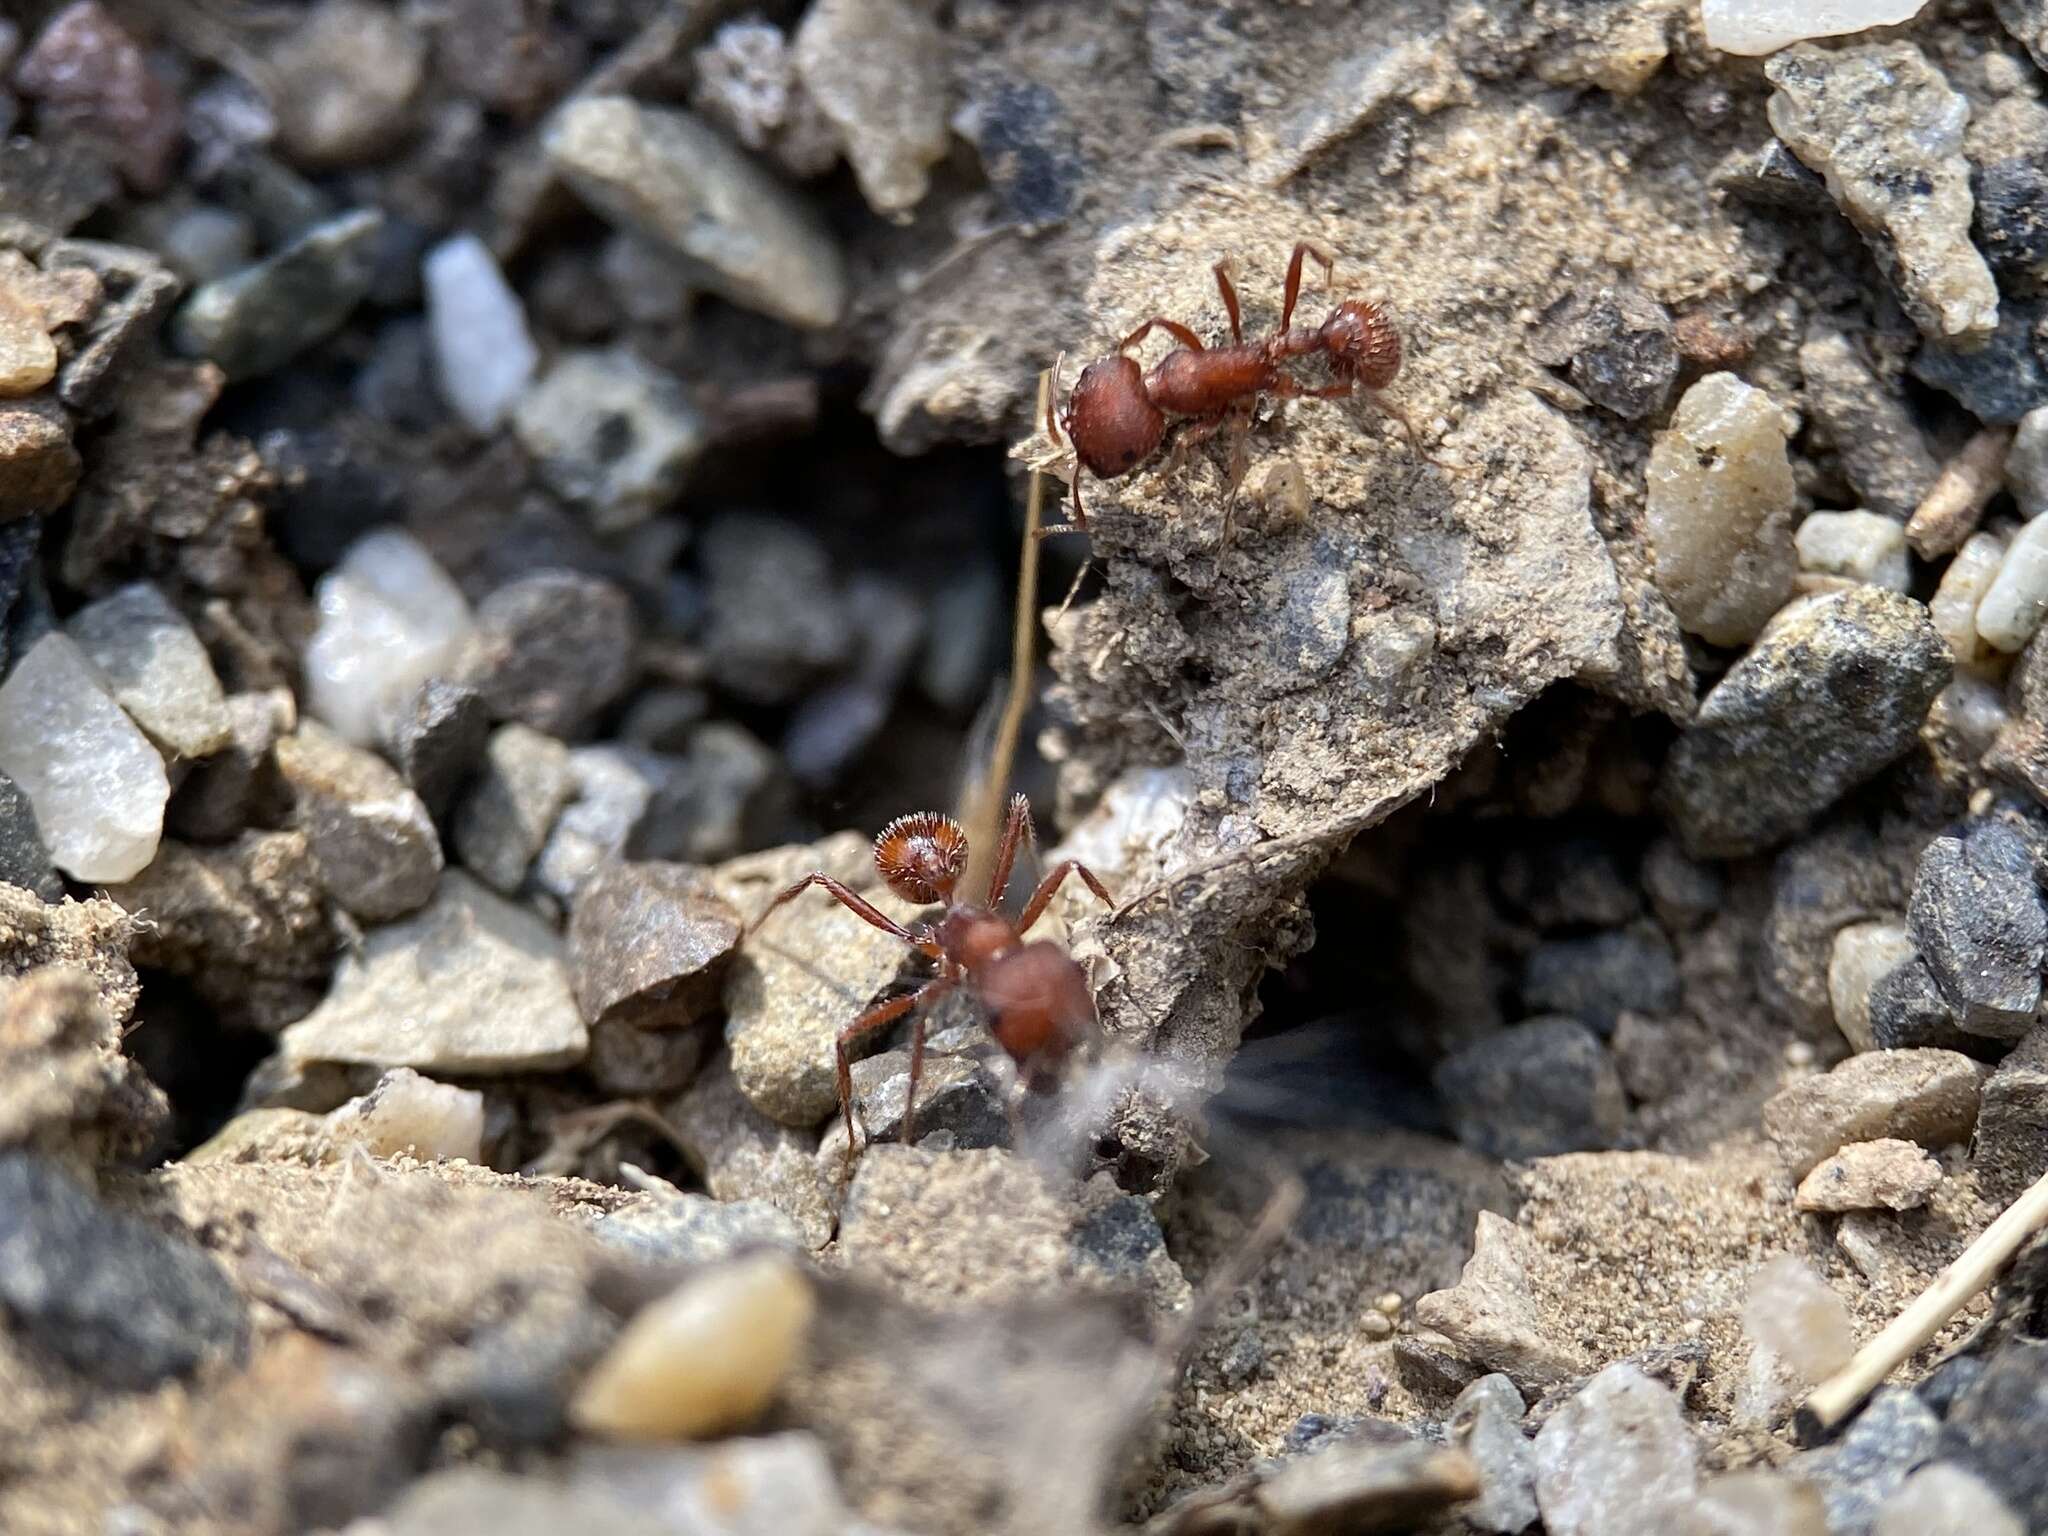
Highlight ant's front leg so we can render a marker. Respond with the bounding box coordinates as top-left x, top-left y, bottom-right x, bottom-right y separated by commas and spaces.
1119, 317, 1207, 354
1016, 860, 1114, 933
744, 872, 936, 955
